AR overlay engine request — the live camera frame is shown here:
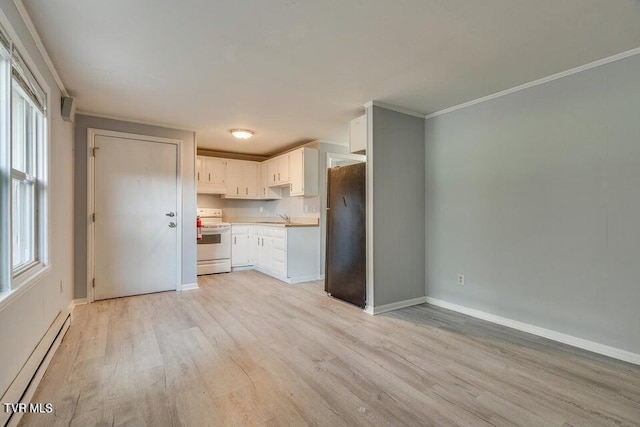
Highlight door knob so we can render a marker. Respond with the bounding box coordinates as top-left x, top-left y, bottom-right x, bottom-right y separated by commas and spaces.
168, 222, 176, 228
166, 212, 175, 217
